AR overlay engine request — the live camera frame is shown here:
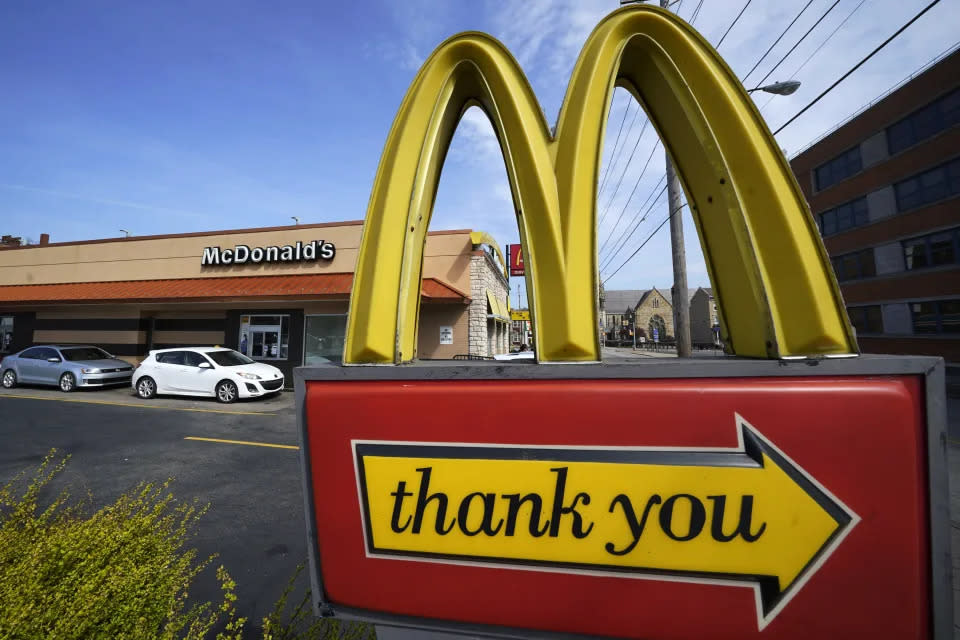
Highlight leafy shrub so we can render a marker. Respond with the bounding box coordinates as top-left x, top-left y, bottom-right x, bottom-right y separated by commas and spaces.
0, 451, 376, 640
261, 565, 374, 640
0, 451, 243, 640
